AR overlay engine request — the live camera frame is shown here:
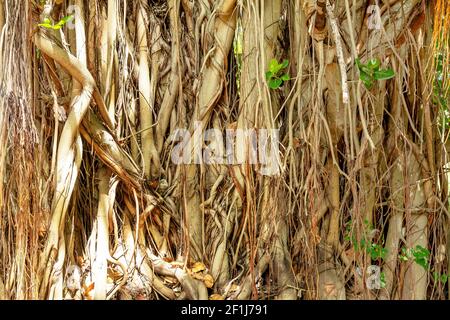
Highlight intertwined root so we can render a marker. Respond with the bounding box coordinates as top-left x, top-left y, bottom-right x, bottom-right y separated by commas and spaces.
0, 0, 448, 300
